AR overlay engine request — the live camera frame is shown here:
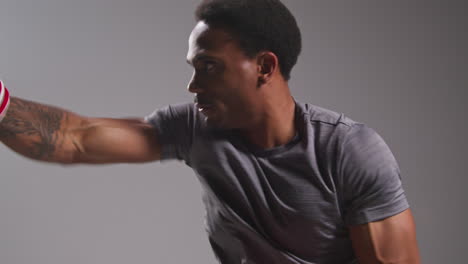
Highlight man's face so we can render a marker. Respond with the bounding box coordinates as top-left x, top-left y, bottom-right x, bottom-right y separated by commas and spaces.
186, 21, 261, 129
